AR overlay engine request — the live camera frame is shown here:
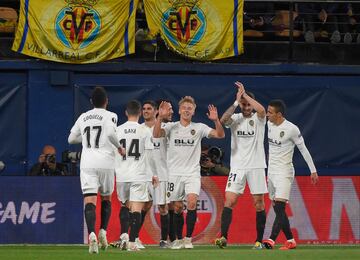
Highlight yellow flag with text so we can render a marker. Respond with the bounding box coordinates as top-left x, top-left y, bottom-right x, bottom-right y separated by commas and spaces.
144, 0, 243, 60
12, 0, 138, 64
